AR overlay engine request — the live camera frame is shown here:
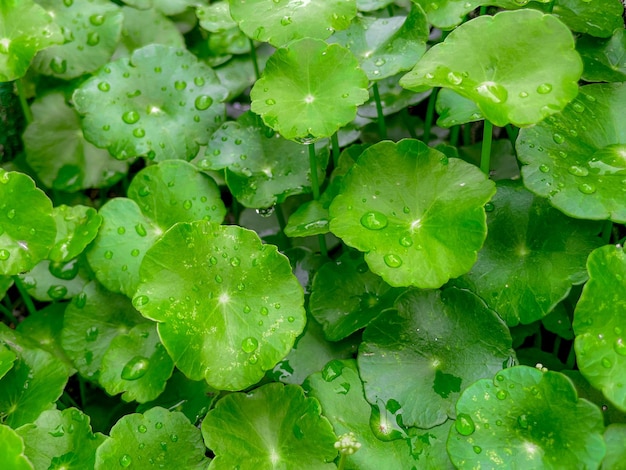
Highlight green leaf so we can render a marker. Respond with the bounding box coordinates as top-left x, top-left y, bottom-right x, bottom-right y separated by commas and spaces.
329, 5, 429, 81
197, 2, 237, 33
99, 322, 174, 403
408, 422, 455, 470
447, 366, 606, 469
0, 424, 33, 470
16, 408, 105, 470
603, 424, 626, 469
228, 0, 356, 47
202, 382, 337, 469
359, 288, 515, 429
23, 92, 129, 192
121, 0, 198, 16
0, 169, 56, 276
196, 111, 328, 208
115, 6, 184, 57
357, 74, 431, 119
452, 181, 602, 326
19, 257, 91, 302
73, 44, 228, 161
578, 29, 626, 83
250, 38, 369, 142
0, 324, 69, 428
356, 0, 394, 11
309, 250, 401, 341
61, 281, 147, 380
400, 9, 582, 127
0, 343, 16, 380
304, 359, 428, 469
329, 139, 495, 288
574, 245, 626, 411
541, 303, 574, 340
551, 0, 624, 38
436, 88, 483, 128
50, 204, 103, 263
0, 0, 62, 82
133, 221, 306, 390
95, 407, 209, 470
31, 0, 123, 80
517, 83, 626, 222
284, 199, 331, 237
